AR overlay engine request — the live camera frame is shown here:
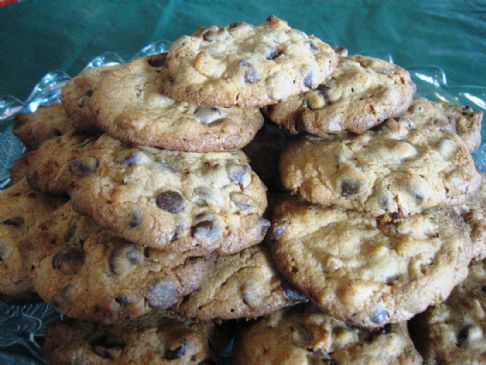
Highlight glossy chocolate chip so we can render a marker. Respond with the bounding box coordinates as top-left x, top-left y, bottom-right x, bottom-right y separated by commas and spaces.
240, 60, 259, 84
109, 243, 144, 274
481, 286, 486, 293
156, 191, 186, 214
114, 295, 131, 305
226, 164, 250, 186
308, 41, 319, 54
266, 48, 282, 60
164, 343, 187, 359
316, 84, 331, 103
69, 157, 98, 177
271, 222, 289, 240
415, 191, 424, 204
194, 106, 221, 125
128, 212, 142, 228
281, 282, 307, 302
147, 54, 166, 68
90, 335, 125, 359
457, 326, 472, 347
120, 152, 142, 165
2, 216, 24, 227
146, 279, 177, 308
85, 89, 93, 97
230, 192, 254, 210
52, 247, 85, 275
370, 309, 389, 325
341, 181, 359, 196
202, 27, 229, 42
51, 128, 63, 137
303, 71, 313, 88
191, 220, 220, 241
